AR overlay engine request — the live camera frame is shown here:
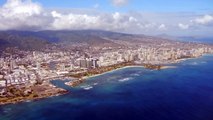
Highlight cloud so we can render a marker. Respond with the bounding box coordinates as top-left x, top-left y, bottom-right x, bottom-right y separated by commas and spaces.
158, 24, 167, 30
0, 0, 212, 36
194, 15, 213, 25
0, 0, 142, 32
2, 0, 42, 17
112, 12, 121, 21
50, 11, 144, 32
51, 11, 101, 30
112, 0, 128, 7
0, 0, 50, 30
129, 16, 138, 22
178, 23, 189, 30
